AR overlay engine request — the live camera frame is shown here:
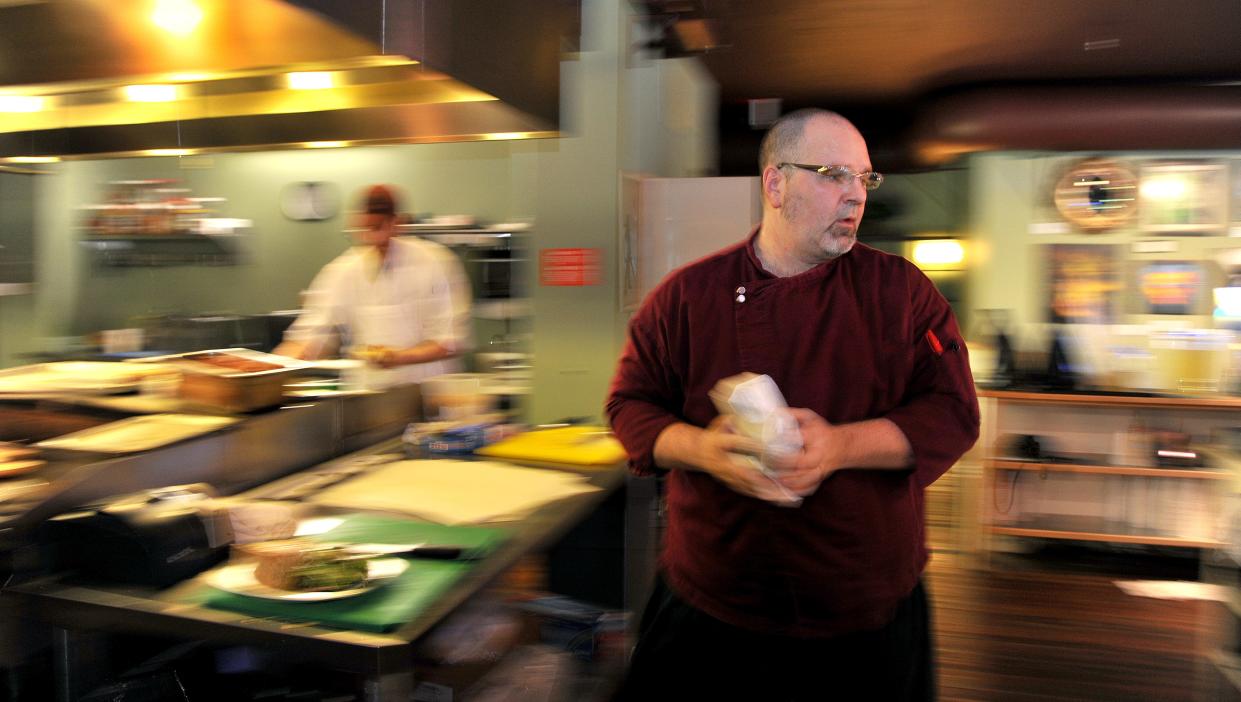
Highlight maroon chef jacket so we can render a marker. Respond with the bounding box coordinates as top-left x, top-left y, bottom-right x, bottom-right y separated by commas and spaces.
607, 228, 979, 638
